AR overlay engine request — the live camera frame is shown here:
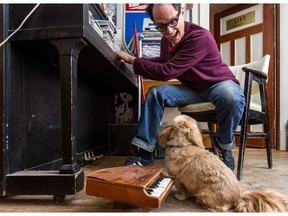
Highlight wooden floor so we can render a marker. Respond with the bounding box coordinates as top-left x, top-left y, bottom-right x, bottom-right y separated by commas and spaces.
1, 148, 288, 212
